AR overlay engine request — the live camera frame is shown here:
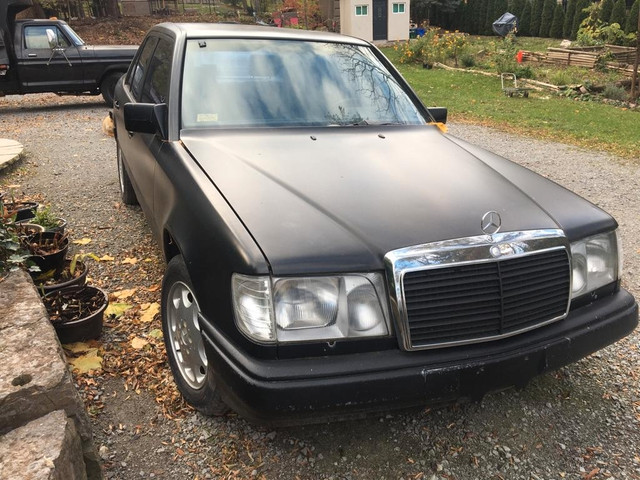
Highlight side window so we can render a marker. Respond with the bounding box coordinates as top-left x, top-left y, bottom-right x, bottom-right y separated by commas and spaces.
128, 37, 158, 101
140, 38, 173, 104
24, 26, 70, 49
